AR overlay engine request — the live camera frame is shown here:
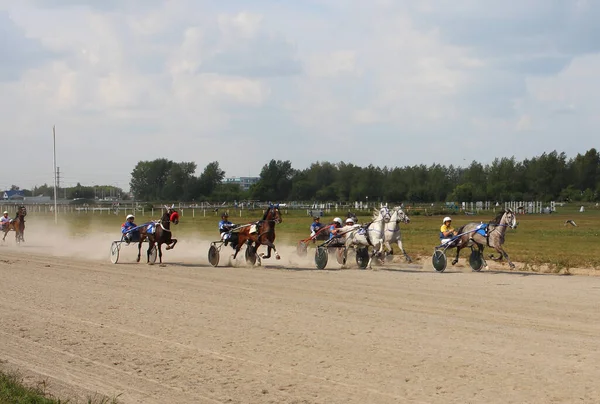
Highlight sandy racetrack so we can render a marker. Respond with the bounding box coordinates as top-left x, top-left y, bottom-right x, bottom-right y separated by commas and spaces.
1, 230, 600, 403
